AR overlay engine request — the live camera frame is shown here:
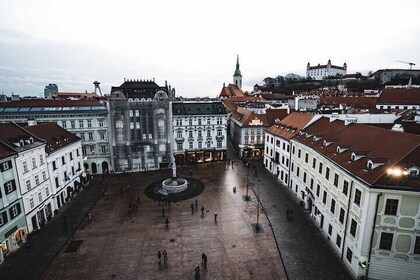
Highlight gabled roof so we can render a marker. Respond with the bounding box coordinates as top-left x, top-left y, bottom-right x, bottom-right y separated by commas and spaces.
266, 112, 315, 140
377, 88, 420, 105
294, 117, 420, 188
22, 122, 80, 154
219, 84, 244, 98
